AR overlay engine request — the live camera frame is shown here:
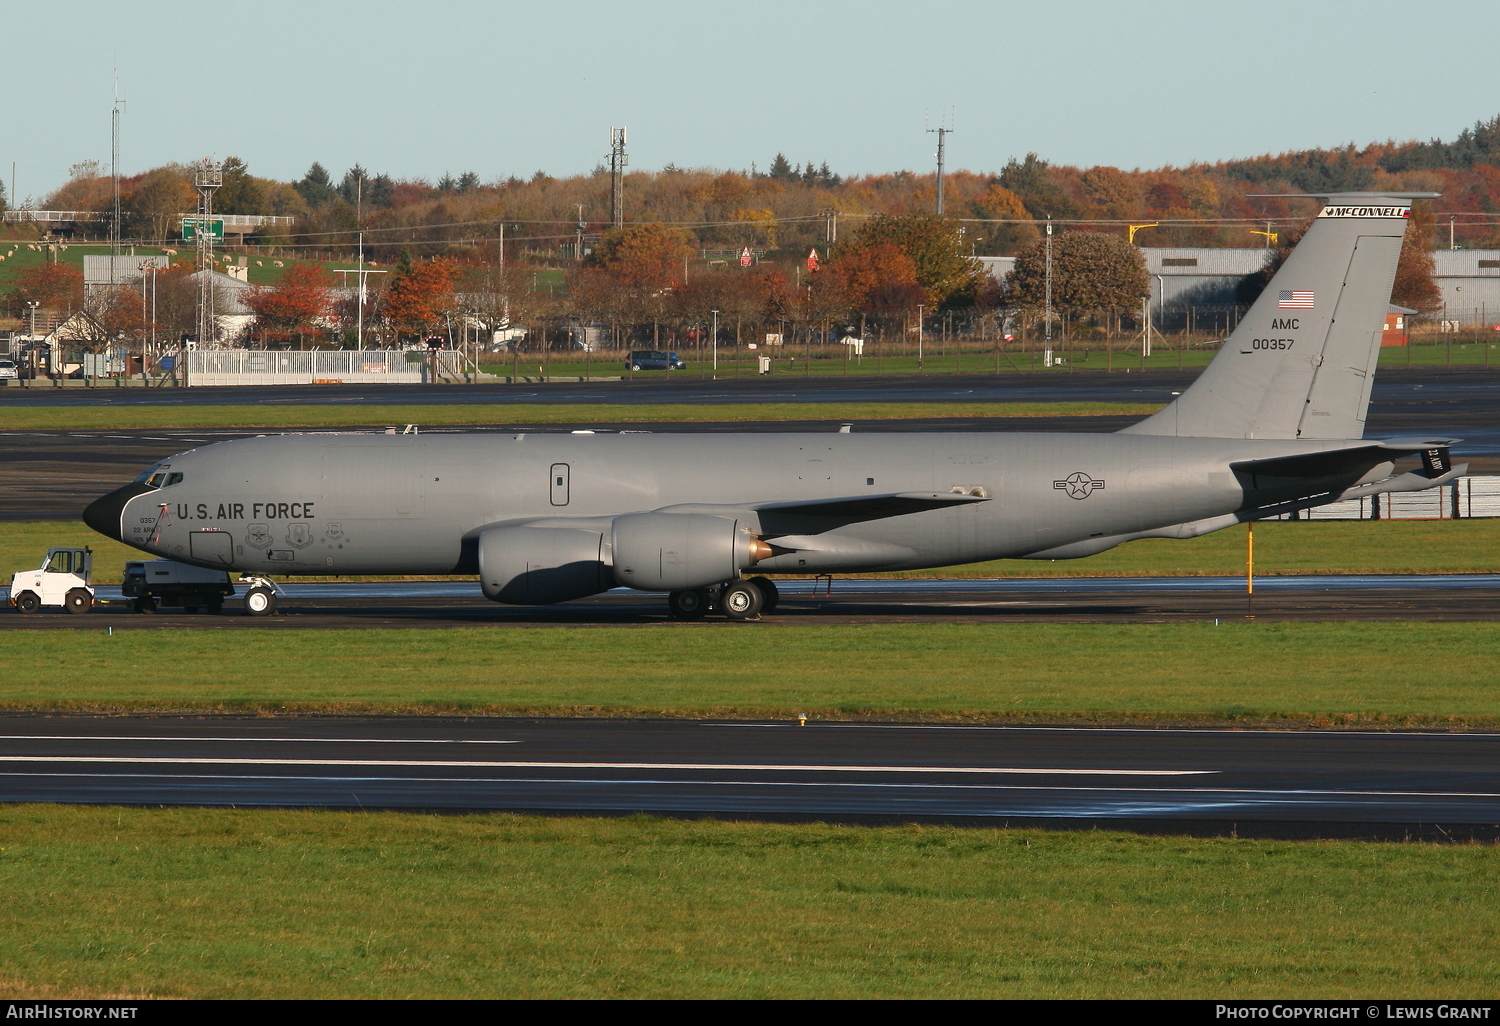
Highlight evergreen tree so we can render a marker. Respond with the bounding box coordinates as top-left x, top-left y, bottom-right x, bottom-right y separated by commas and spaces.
295, 163, 336, 207
338, 165, 368, 204
768, 153, 795, 181
457, 171, 480, 193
